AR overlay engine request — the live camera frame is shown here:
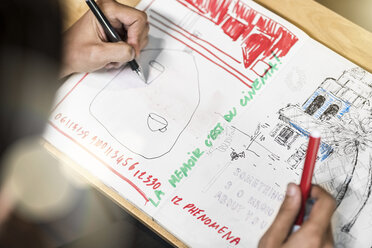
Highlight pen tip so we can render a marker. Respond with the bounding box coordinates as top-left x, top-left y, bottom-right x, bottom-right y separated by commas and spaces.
135, 67, 147, 84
